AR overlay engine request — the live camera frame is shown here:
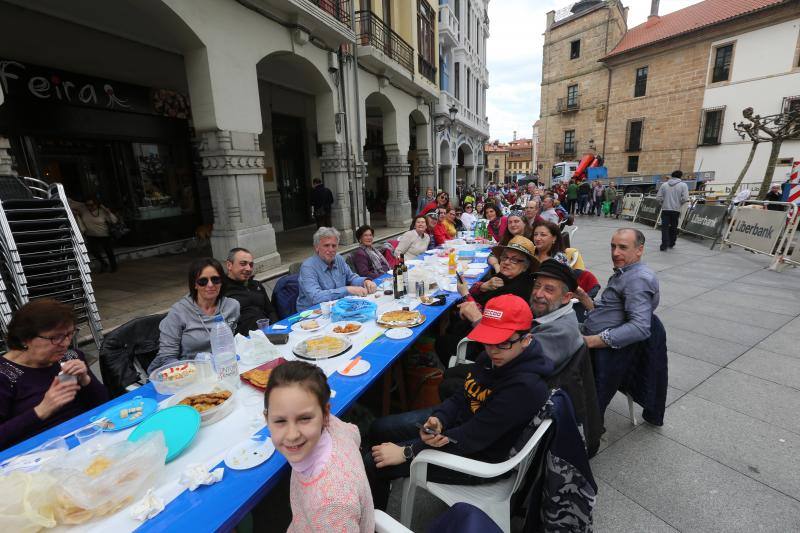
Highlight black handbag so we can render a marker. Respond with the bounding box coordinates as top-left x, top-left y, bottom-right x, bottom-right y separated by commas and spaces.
109, 219, 131, 240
